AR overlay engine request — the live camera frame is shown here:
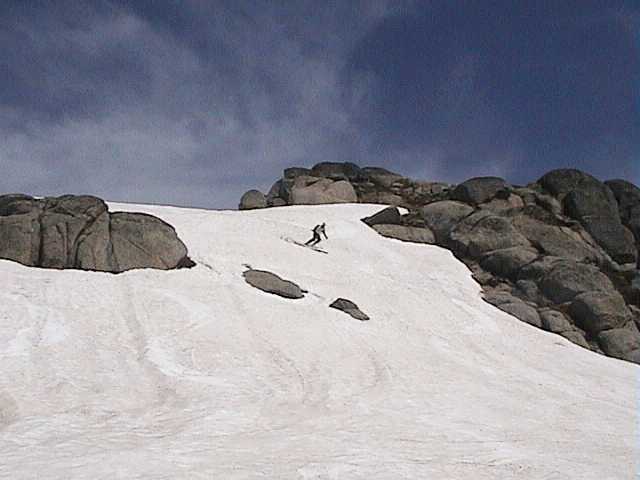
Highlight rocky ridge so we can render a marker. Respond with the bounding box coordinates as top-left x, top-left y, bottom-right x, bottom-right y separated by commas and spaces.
241, 163, 640, 364
0, 194, 193, 273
